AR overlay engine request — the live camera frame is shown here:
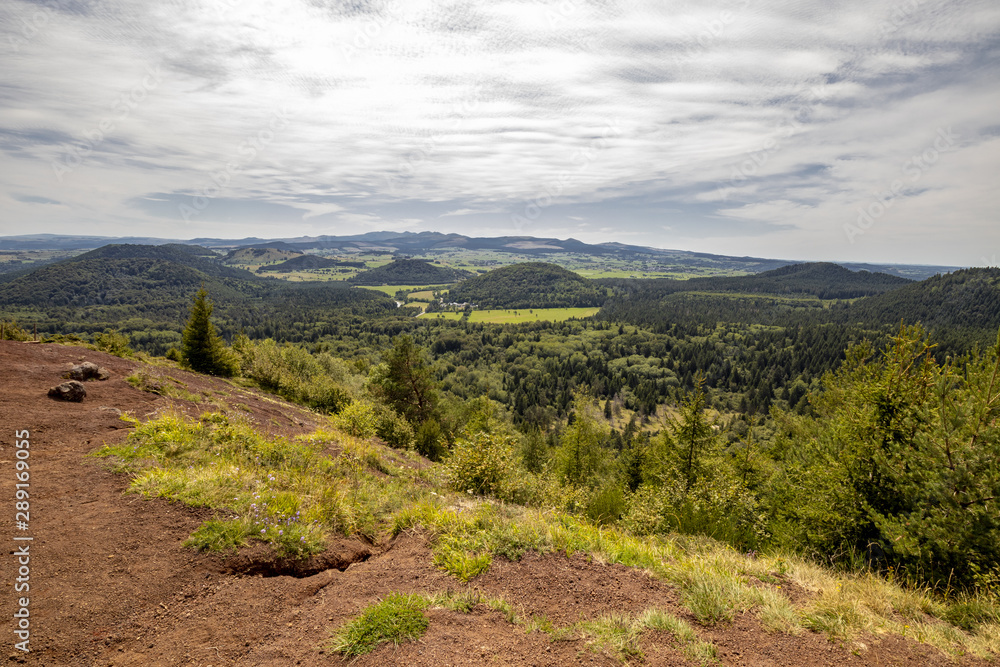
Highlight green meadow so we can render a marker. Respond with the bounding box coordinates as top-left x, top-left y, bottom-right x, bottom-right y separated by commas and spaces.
426, 307, 600, 323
